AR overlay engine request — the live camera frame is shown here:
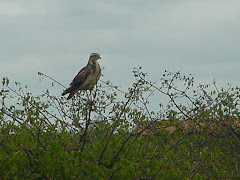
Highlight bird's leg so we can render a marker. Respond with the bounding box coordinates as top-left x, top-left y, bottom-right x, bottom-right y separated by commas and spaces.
86, 90, 94, 106
87, 89, 93, 100
89, 89, 93, 101
86, 90, 90, 101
